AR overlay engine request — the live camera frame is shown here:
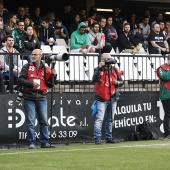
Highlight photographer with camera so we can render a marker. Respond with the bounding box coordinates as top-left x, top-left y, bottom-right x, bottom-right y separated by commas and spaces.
92, 53, 123, 145
17, 49, 57, 149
